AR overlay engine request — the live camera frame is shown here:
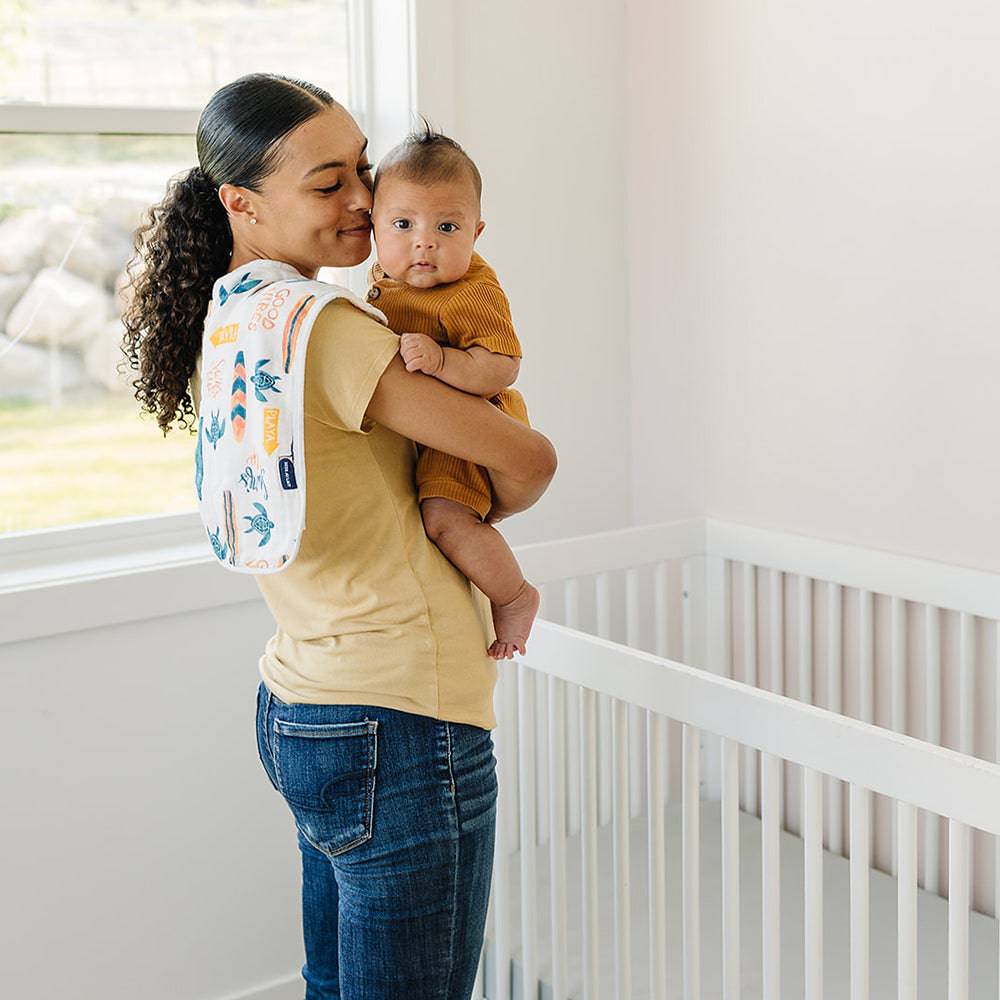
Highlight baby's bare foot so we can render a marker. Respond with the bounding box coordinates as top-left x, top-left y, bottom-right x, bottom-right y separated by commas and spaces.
487, 580, 540, 660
